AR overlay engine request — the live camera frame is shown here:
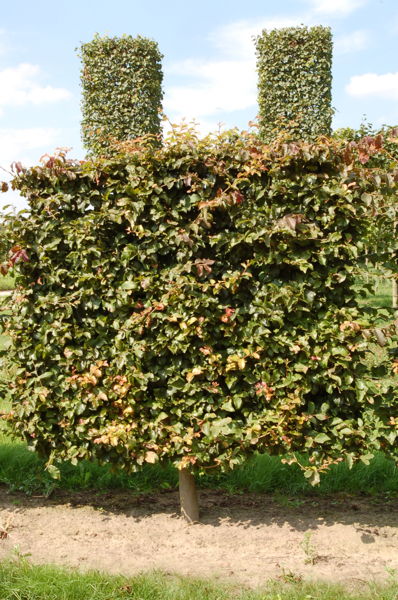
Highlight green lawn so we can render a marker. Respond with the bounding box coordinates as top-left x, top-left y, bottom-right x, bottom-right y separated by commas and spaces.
372, 281, 394, 310
0, 274, 15, 291
356, 275, 393, 309
0, 426, 397, 497
0, 333, 9, 351
0, 560, 397, 600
